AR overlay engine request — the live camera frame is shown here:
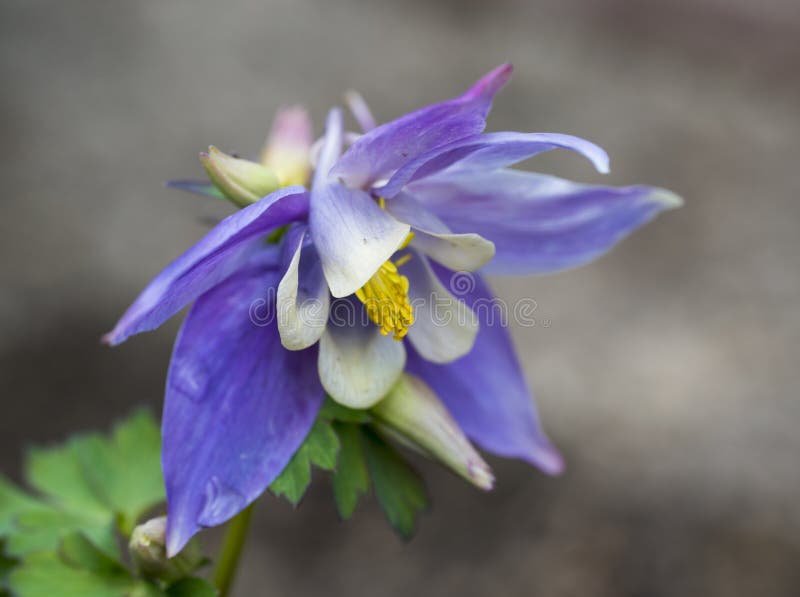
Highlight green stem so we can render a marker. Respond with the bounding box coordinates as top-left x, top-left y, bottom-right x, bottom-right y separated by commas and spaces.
213, 503, 255, 597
